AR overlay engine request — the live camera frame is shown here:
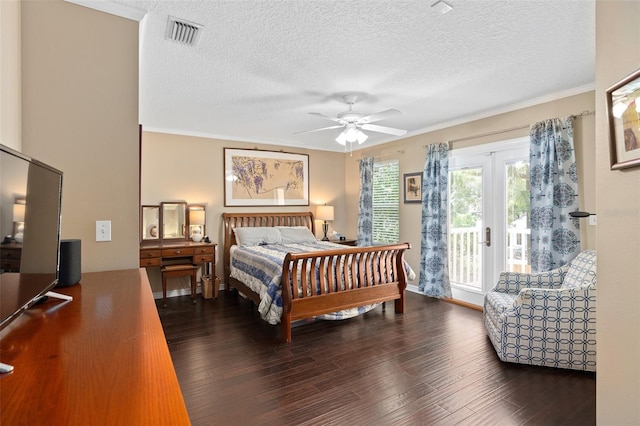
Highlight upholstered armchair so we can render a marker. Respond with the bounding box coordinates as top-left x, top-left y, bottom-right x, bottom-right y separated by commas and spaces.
483, 250, 597, 371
